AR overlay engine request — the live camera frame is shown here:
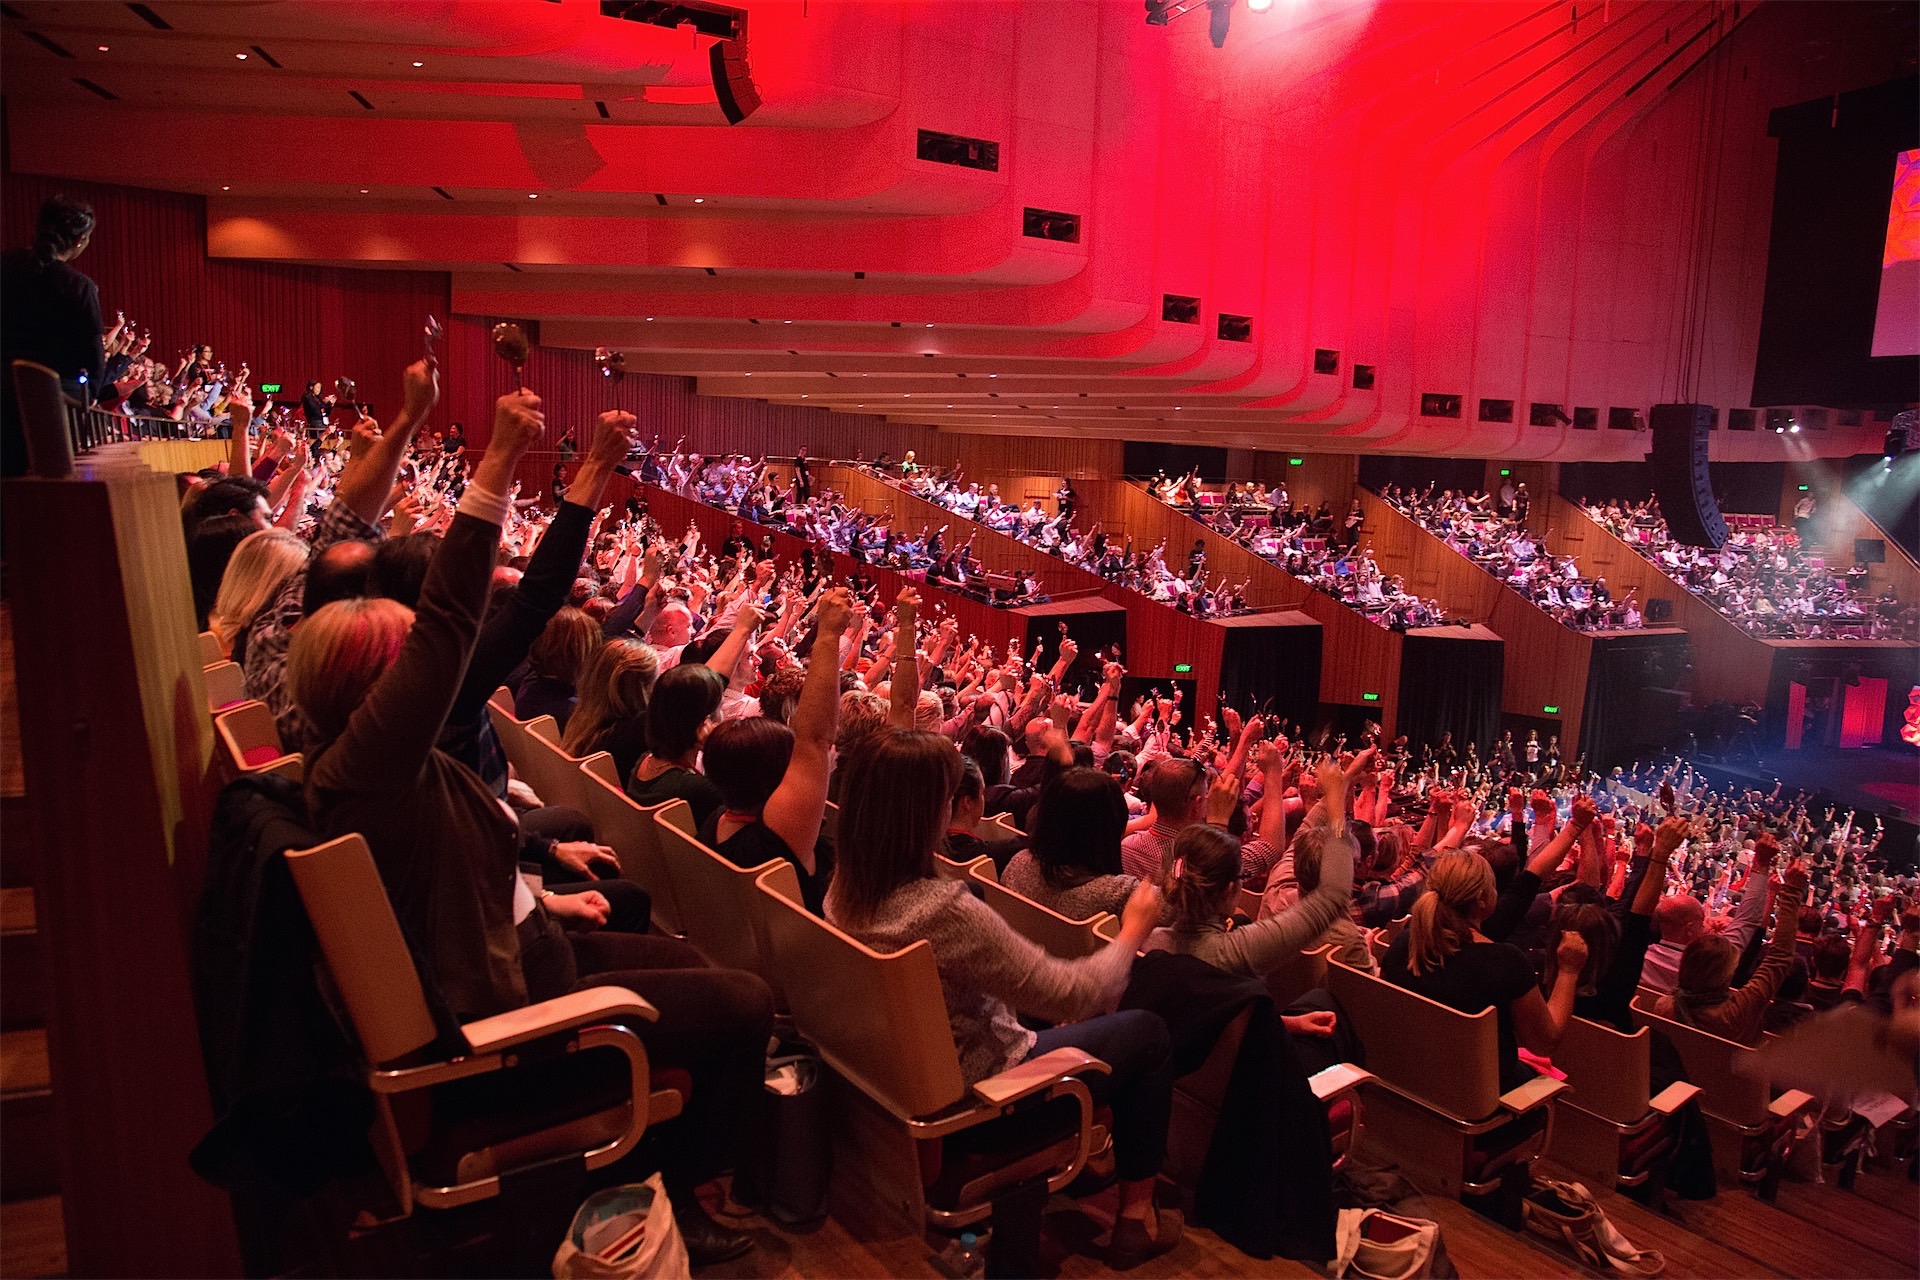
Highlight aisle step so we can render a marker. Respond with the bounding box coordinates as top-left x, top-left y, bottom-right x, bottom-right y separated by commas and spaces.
0, 1028, 56, 1201
1, 887, 45, 1031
